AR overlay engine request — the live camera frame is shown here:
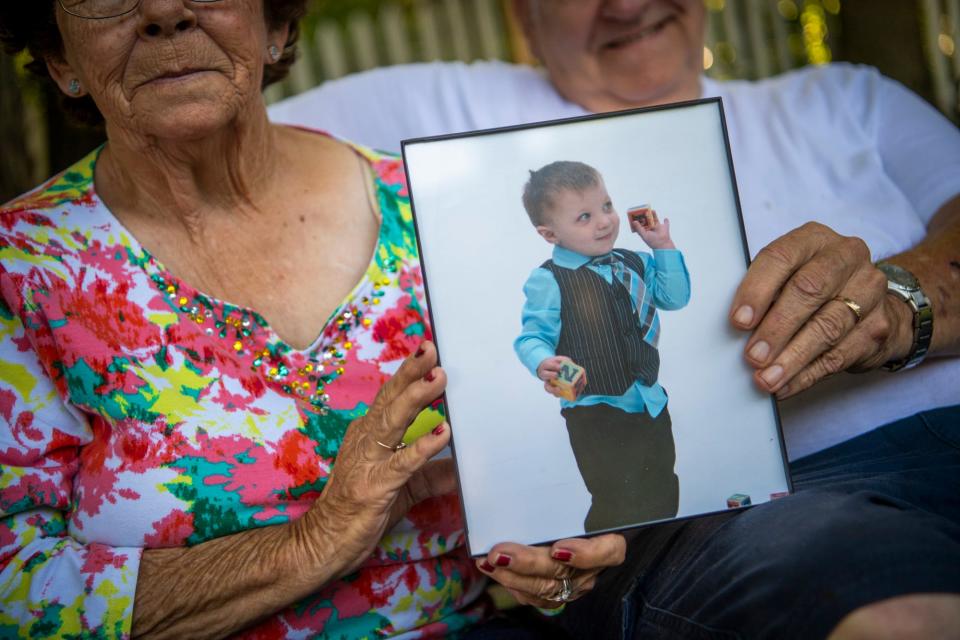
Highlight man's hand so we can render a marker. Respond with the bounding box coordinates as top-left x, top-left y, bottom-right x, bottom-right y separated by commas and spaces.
730, 222, 911, 399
